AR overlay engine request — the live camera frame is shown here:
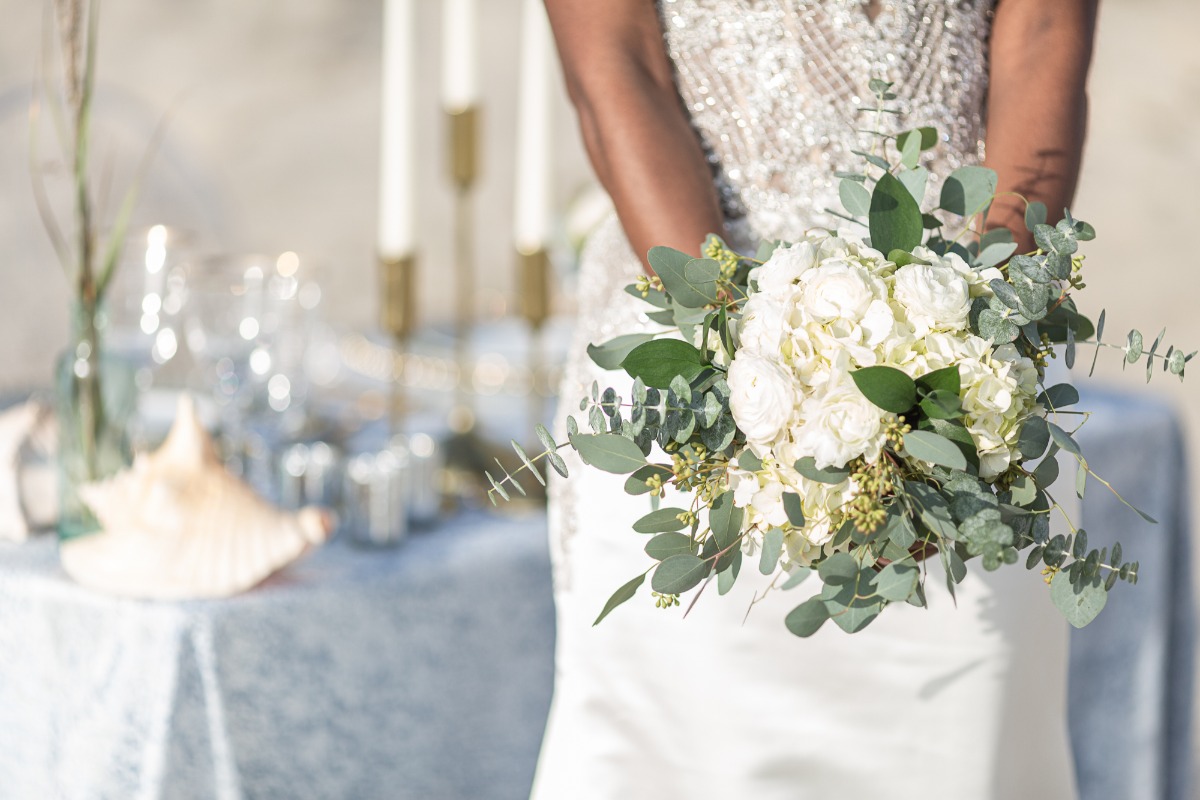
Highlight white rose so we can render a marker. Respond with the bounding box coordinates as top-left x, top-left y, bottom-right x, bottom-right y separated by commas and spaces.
791, 374, 887, 468
799, 261, 888, 324
728, 352, 796, 447
892, 262, 972, 335
754, 241, 817, 295
738, 291, 789, 357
